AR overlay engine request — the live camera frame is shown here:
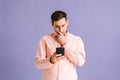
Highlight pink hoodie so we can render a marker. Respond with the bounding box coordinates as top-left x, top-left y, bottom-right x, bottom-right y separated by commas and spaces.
34, 32, 86, 80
